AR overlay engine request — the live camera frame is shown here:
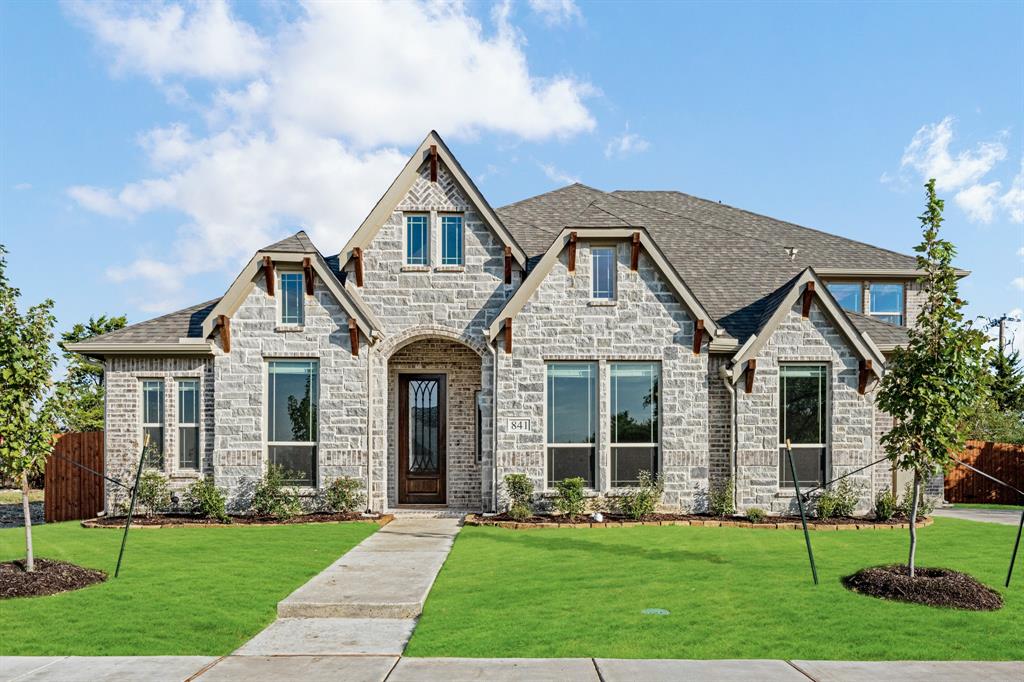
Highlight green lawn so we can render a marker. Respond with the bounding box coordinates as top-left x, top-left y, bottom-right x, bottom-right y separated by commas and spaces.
950, 503, 1023, 511
406, 518, 1023, 660
0, 521, 377, 655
